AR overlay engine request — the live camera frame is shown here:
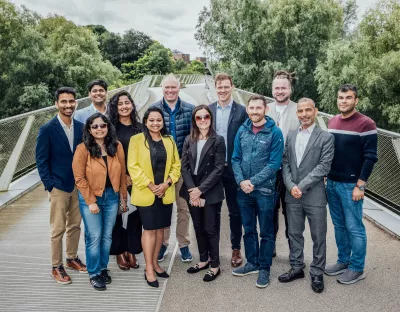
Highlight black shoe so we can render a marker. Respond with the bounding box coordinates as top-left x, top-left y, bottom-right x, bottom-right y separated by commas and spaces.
311, 275, 324, 293
187, 262, 210, 274
90, 275, 106, 291
144, 271, 159, 288
278, 268, 305, 283
100, 269, 112, 284
203, 268, 220, 282
154, 269, 169, 278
